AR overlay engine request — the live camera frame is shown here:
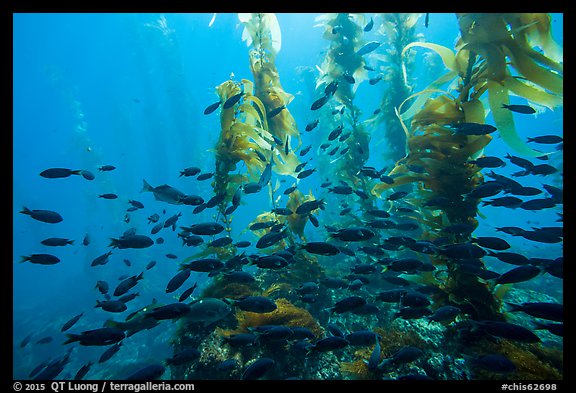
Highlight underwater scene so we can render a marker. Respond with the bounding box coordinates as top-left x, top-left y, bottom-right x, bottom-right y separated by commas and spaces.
13, 13, 563, 381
